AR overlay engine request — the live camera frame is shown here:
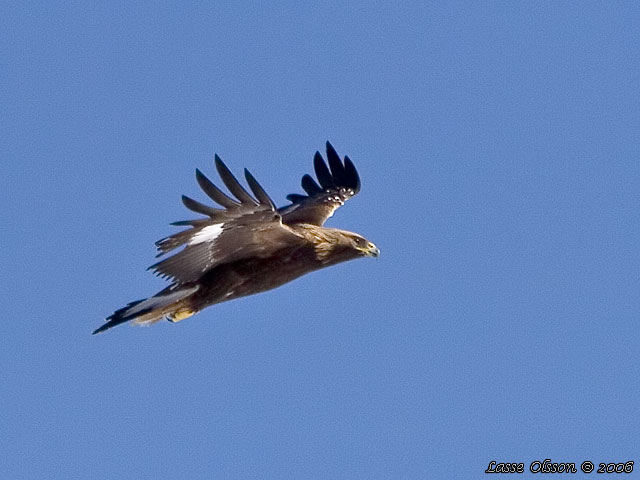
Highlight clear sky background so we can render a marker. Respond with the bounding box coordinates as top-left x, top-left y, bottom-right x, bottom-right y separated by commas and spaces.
2, 2, 639, 479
